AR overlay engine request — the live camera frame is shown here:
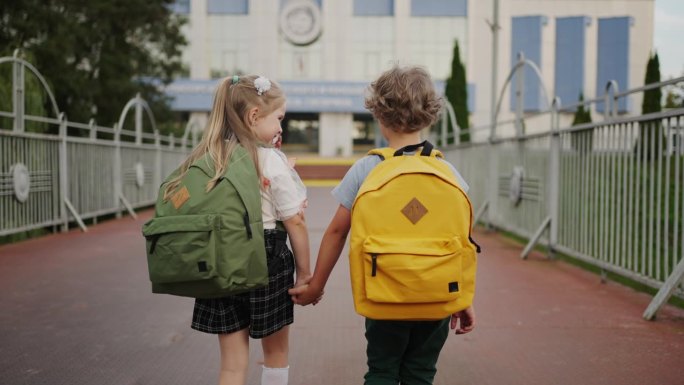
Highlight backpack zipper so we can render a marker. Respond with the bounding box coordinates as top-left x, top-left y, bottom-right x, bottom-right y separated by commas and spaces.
371, 254, 378, 277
